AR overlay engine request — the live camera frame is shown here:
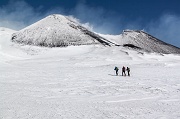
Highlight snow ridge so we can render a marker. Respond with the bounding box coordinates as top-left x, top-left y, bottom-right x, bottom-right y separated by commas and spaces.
121, 30, 180, 54
101, 30, 180, 54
